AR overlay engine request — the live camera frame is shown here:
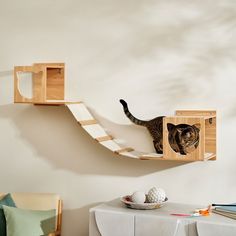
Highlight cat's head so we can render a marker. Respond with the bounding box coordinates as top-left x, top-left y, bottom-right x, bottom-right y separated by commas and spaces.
167, 123, 200, 155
